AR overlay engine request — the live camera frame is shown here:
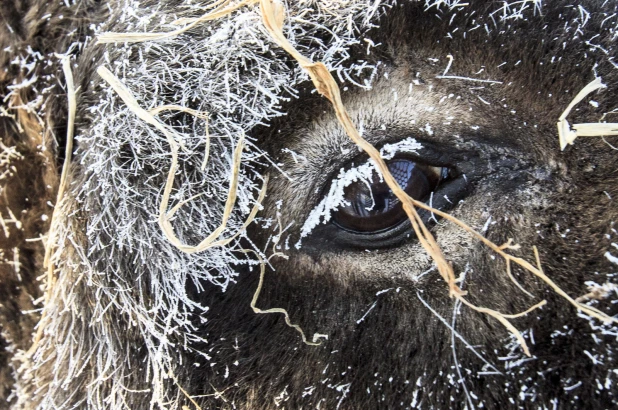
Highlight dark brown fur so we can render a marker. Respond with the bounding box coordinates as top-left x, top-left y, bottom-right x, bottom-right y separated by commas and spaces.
1, 0, 618, 408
